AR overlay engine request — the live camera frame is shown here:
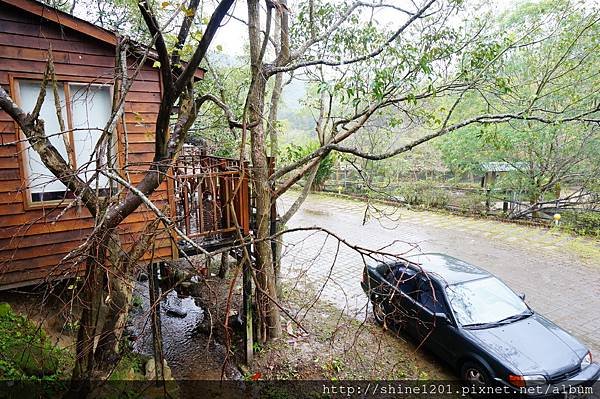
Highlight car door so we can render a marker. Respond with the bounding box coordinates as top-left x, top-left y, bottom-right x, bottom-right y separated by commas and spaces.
386, 267, 420, 335
413, 277, 459, 360
368, 264, 409, 329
